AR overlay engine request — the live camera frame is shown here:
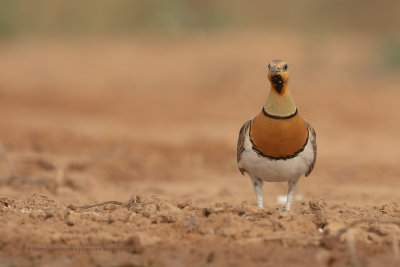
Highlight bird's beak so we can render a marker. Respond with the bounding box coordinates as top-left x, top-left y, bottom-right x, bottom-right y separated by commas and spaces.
270, 65, 278, 74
